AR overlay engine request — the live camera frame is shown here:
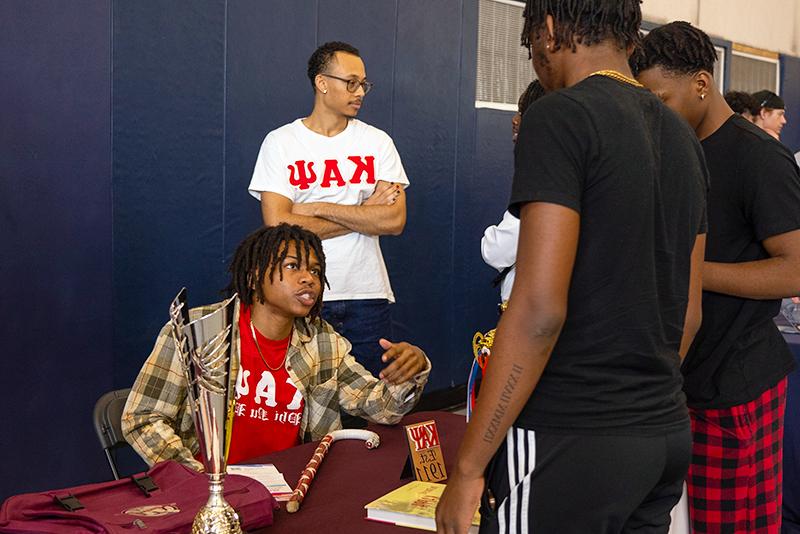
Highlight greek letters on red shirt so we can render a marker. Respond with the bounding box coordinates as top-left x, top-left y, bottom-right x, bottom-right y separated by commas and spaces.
227, 306, 304, 465
234, 367, 302, 426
